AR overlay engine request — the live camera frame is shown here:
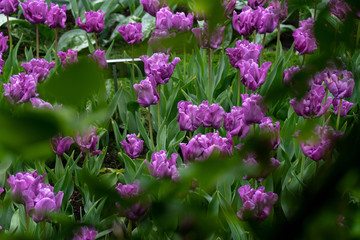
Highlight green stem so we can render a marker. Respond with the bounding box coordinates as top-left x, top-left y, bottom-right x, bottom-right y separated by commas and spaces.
26, 212, 29, 233
7, 16, 12, 48
261, 33, 266, 65
148, 107, 154, 150
55, 28, 58, 55
251, 178, 256, 189
300, 155, 305, 180
237, 71, 241, 106
43, 221, 46, 239
356, 20, 360, 49
315, 161, 319, 175
314, 0, 317, 20
336, 99, 342, 131
36, 24, 39, 58
275, 22, 280, 61
208, 49, 212, 103
301, 54, 306, 67
183, 43, 186, 80
189, 131, 192, 139
132, 44, 135, 85
253, 30, 256, 44
157, 85, 161, 132
94, 33, 98, 49
128, 220, 132, 237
